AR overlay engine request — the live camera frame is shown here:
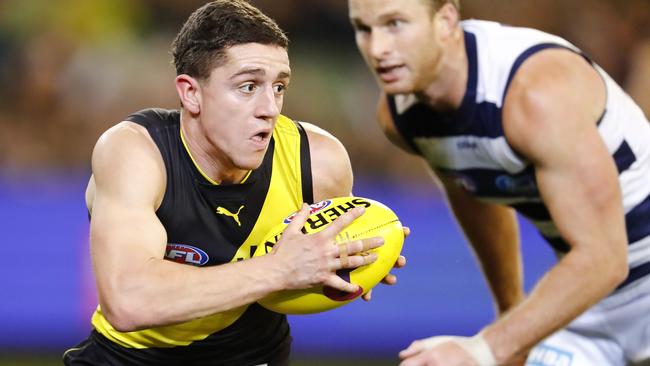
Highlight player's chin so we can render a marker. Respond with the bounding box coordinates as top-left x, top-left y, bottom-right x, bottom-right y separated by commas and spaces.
379, 80, 414, 96
237, 152, 266, 171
